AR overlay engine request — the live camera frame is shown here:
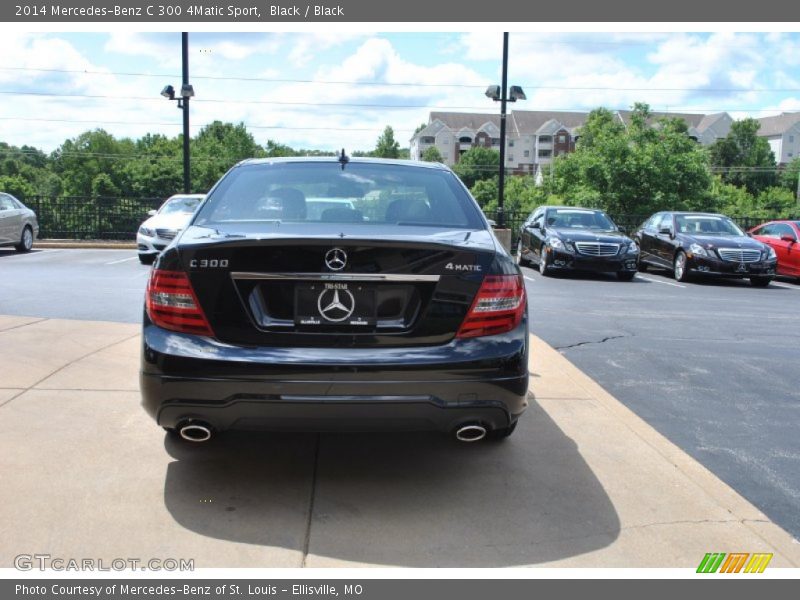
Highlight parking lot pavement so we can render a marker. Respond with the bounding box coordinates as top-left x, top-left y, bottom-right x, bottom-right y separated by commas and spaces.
1, 315, 797, 568
521, 264, 800, 542
0, 248, 148, 323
